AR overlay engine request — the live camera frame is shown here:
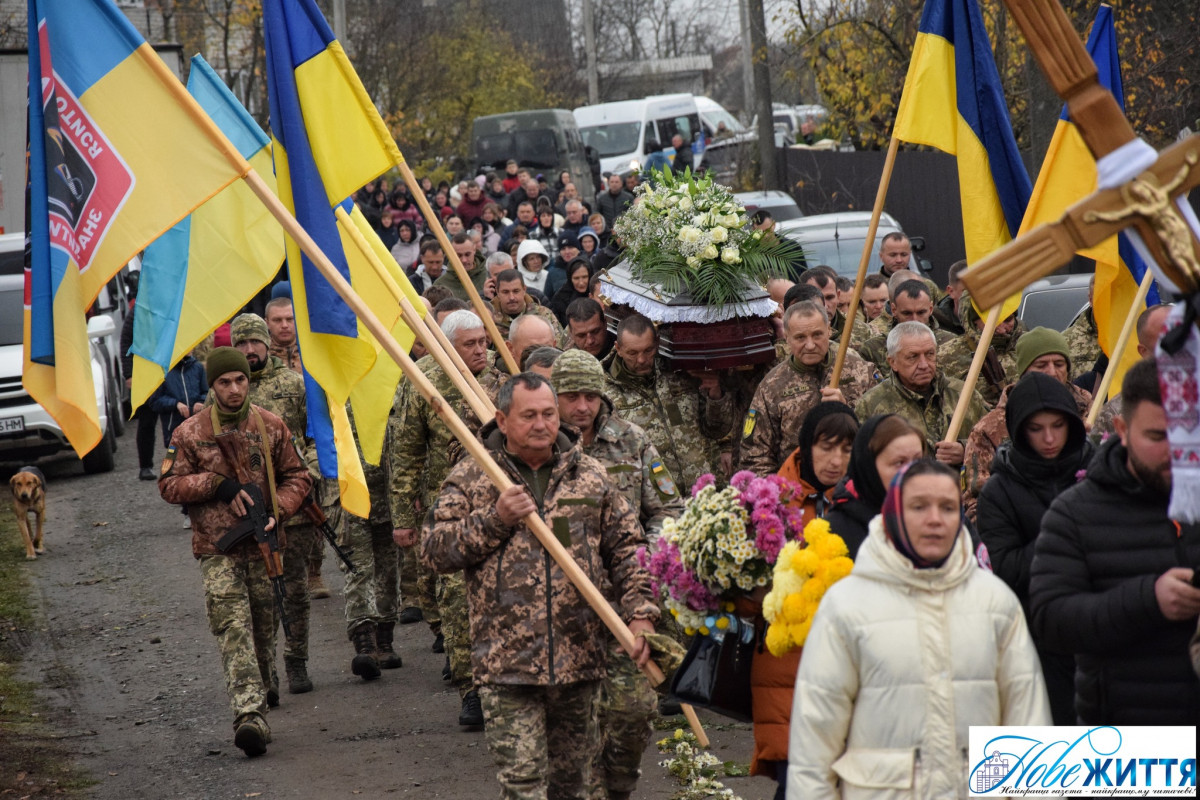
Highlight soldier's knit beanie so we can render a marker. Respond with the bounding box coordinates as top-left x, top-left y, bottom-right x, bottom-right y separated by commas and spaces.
1015, 326, 1071, 376
230, 313, 271, 347
550, 349, 609, 400
206, 347, 251, 385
